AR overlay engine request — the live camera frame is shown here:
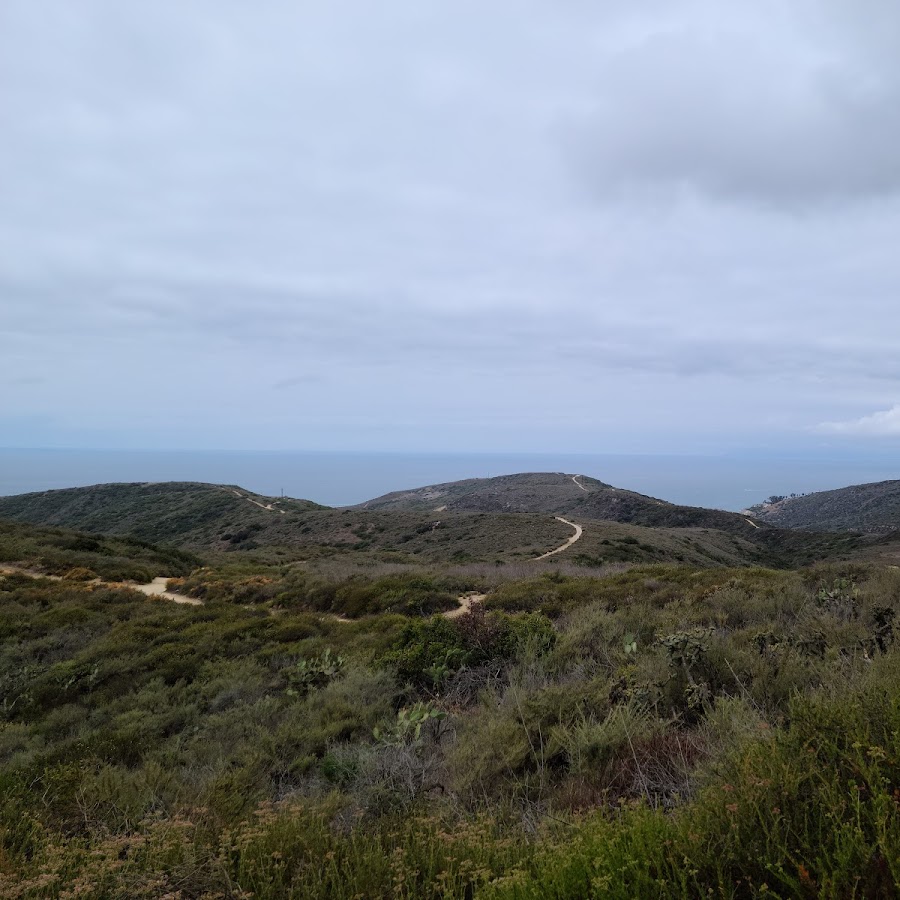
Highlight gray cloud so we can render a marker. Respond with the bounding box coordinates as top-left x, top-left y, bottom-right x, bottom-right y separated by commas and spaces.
575, 1, 900, 208
272, 375, 322, 390
818, 406, 900, 436
2, 1, 900, 452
